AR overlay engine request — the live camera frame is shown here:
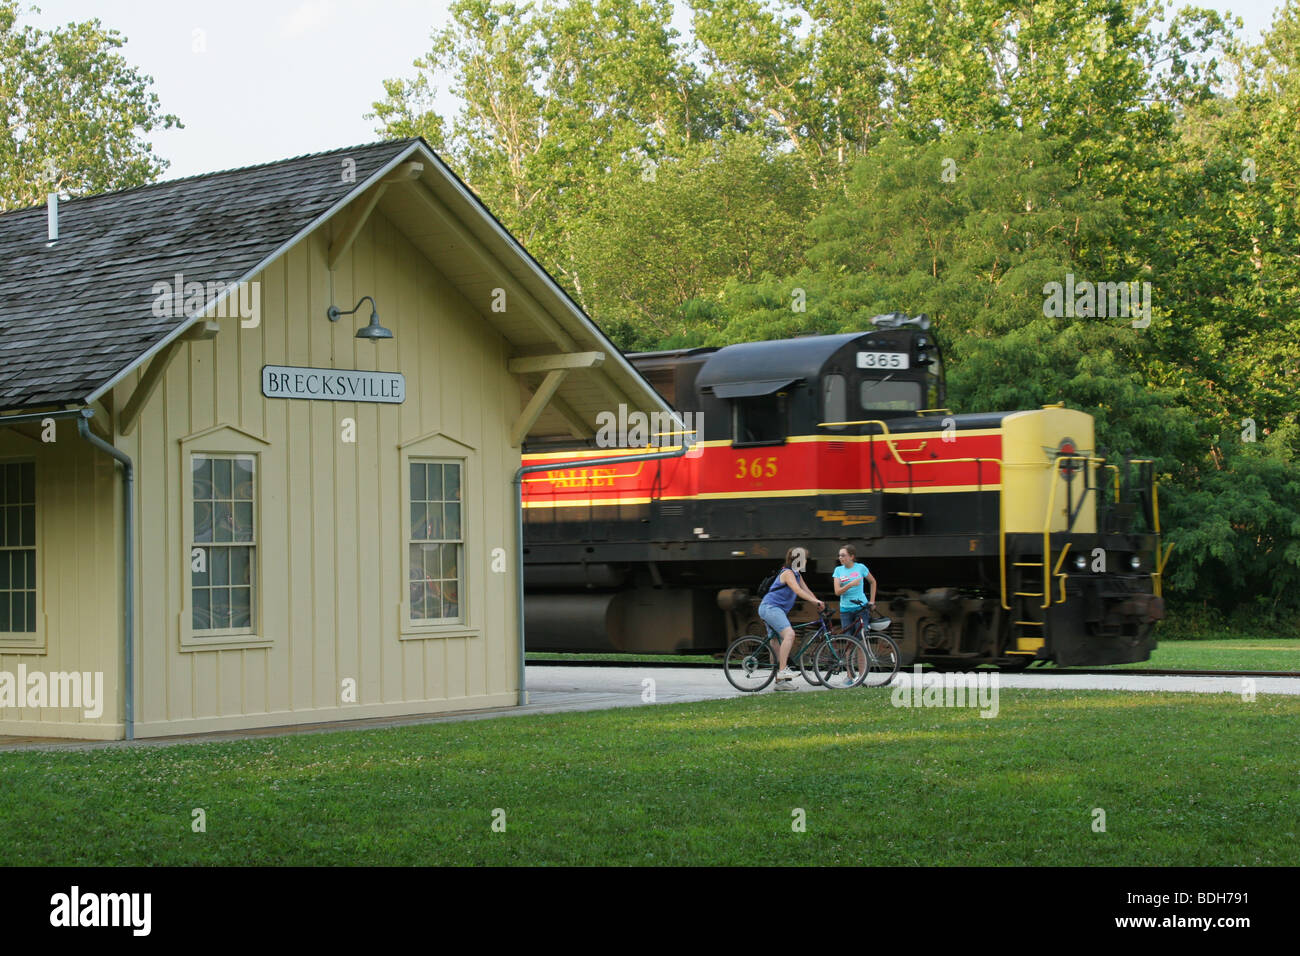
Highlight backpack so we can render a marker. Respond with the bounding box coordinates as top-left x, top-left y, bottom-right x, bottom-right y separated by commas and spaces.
757, 567, 783, 598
